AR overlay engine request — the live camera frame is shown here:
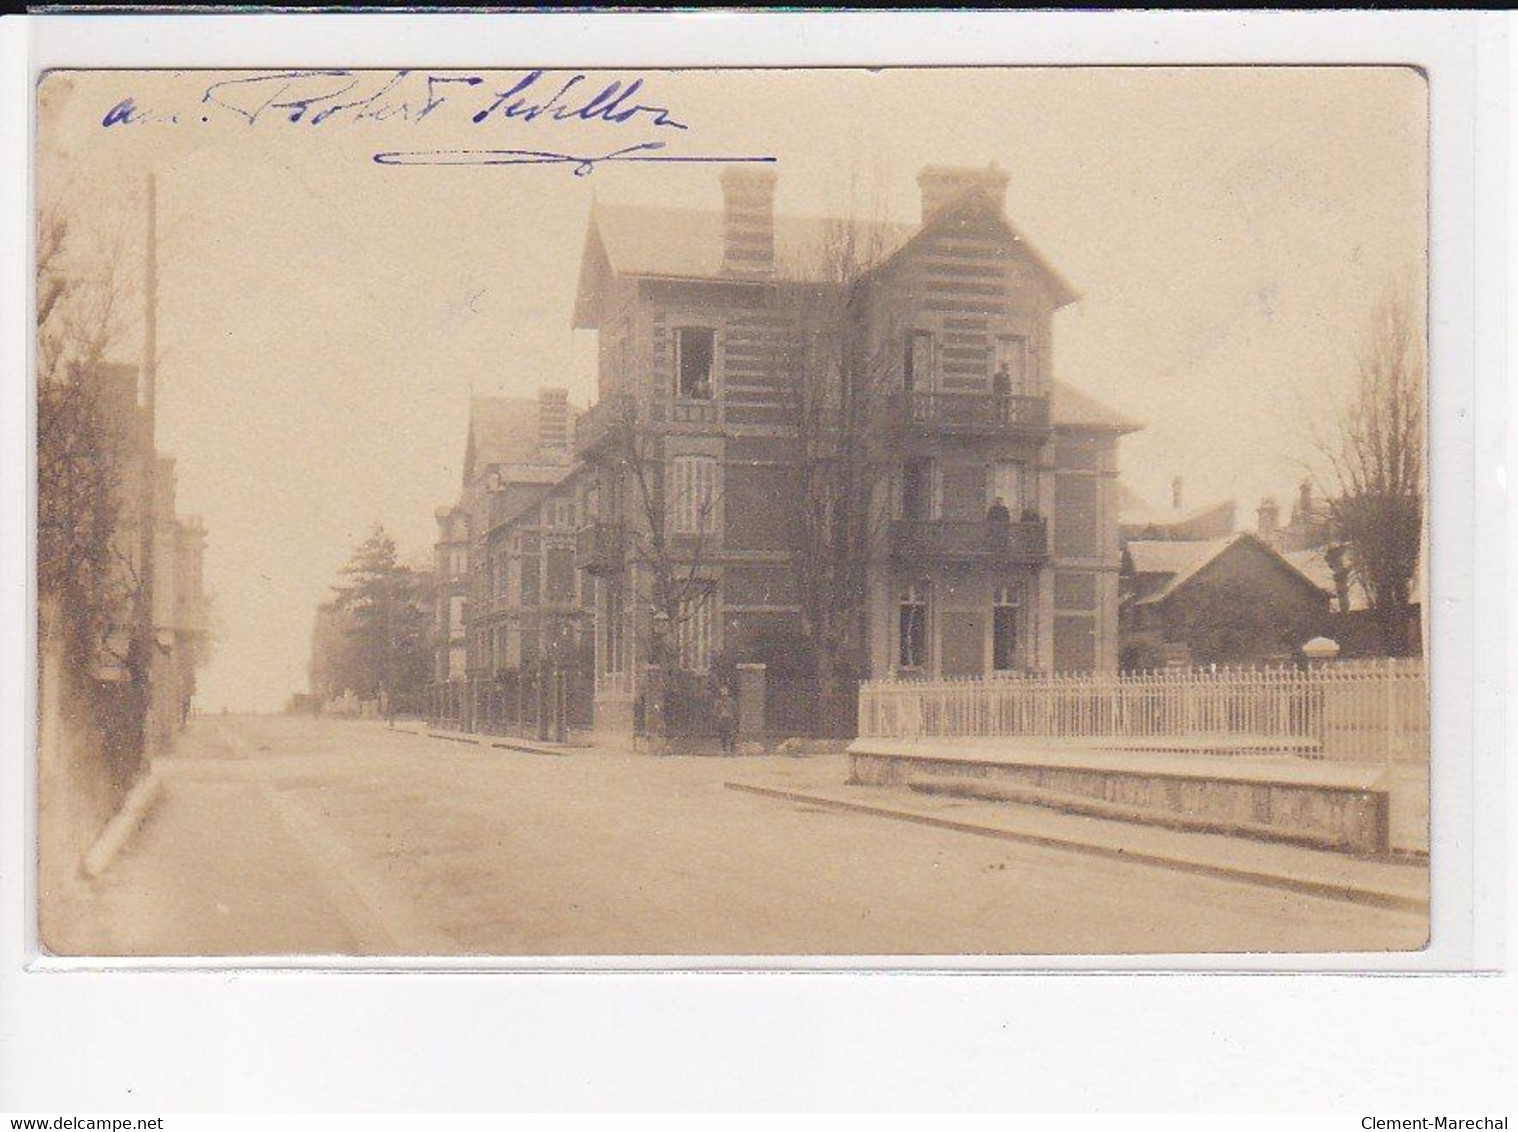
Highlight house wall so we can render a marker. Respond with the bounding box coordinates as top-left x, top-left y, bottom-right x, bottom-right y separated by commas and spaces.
1050, 429, 1122, 674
